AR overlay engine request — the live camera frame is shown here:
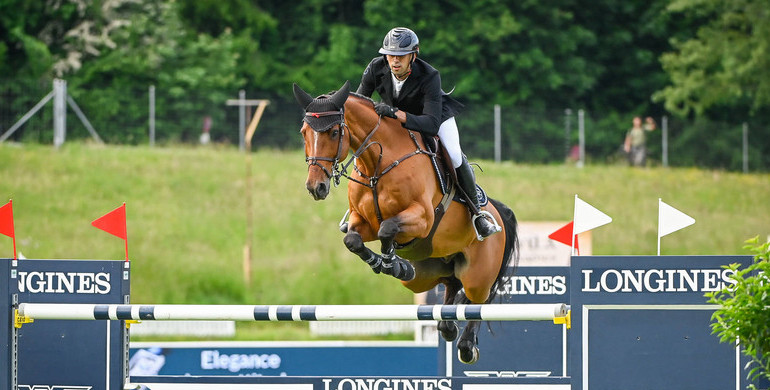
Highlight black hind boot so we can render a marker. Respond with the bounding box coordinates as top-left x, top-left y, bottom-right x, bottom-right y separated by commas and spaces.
455, 157, 502, 240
